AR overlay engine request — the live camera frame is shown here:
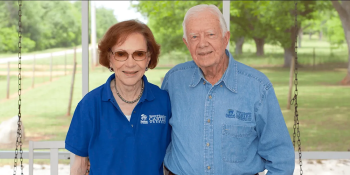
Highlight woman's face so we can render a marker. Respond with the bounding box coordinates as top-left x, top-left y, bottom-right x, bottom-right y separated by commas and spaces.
110, 33, 150, 87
